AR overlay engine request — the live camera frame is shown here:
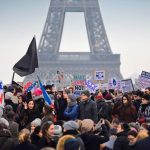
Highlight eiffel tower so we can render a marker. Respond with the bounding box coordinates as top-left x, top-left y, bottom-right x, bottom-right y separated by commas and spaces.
24, 0, 122, 86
